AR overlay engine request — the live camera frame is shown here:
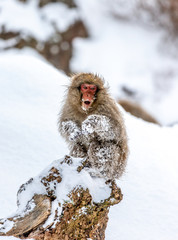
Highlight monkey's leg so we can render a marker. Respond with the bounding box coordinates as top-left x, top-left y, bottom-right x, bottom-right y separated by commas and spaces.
87, 141, 123, 180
